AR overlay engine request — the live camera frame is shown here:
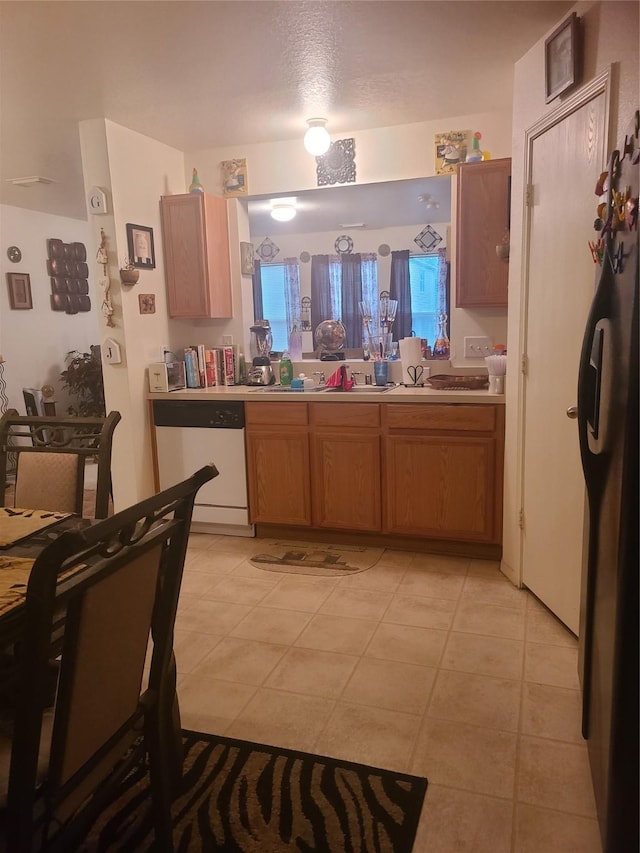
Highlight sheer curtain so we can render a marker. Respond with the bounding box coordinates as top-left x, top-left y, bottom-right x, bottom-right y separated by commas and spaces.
252, 258, 263, 320
341, 253, 363, 347
389, 249, 411, 340
283, 258, 301, 338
